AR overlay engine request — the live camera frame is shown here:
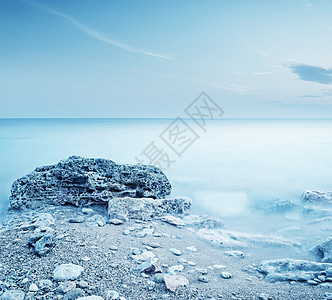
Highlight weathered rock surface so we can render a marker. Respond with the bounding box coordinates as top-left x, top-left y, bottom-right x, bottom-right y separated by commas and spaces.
302, 190, 332, 205
258, 259, 332, 282
108, 197, 191, 221
311, 237, 332, 263
9, 156, 171, 210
